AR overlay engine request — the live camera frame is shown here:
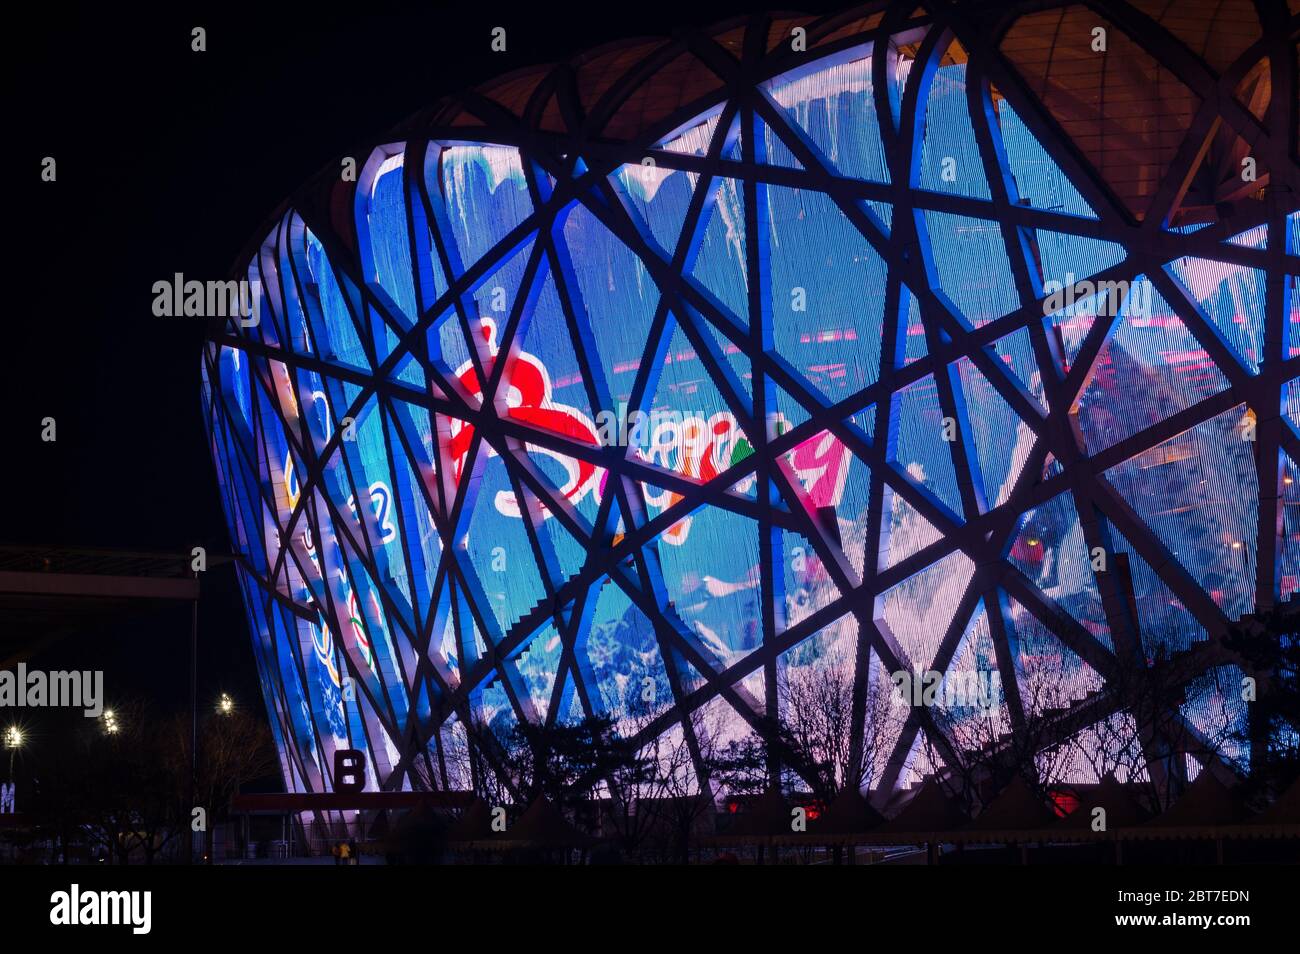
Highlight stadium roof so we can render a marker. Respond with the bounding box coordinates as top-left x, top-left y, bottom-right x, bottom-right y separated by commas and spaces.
263, 1, 1295, 234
